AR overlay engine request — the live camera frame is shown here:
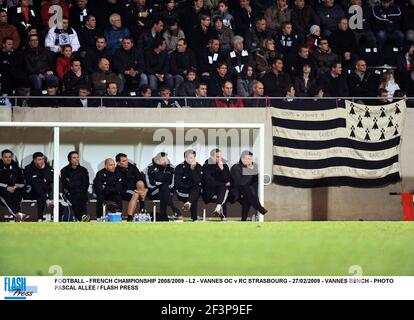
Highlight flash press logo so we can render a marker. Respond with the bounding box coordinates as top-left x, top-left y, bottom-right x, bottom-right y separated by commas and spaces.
3, 277, 37, 300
